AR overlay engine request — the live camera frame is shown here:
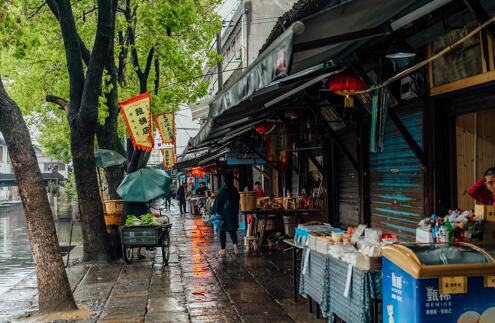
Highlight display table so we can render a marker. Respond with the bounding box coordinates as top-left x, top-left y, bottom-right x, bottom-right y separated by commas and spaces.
244, 208, 322, 252
283, 239, 304, 302
299, 248, 382, 323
